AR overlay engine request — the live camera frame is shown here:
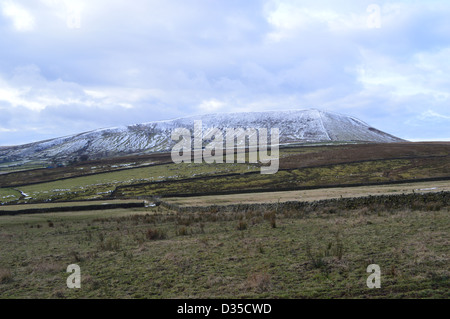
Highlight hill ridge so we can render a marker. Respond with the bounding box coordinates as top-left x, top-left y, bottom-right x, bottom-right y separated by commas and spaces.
0, 108, 404, 164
